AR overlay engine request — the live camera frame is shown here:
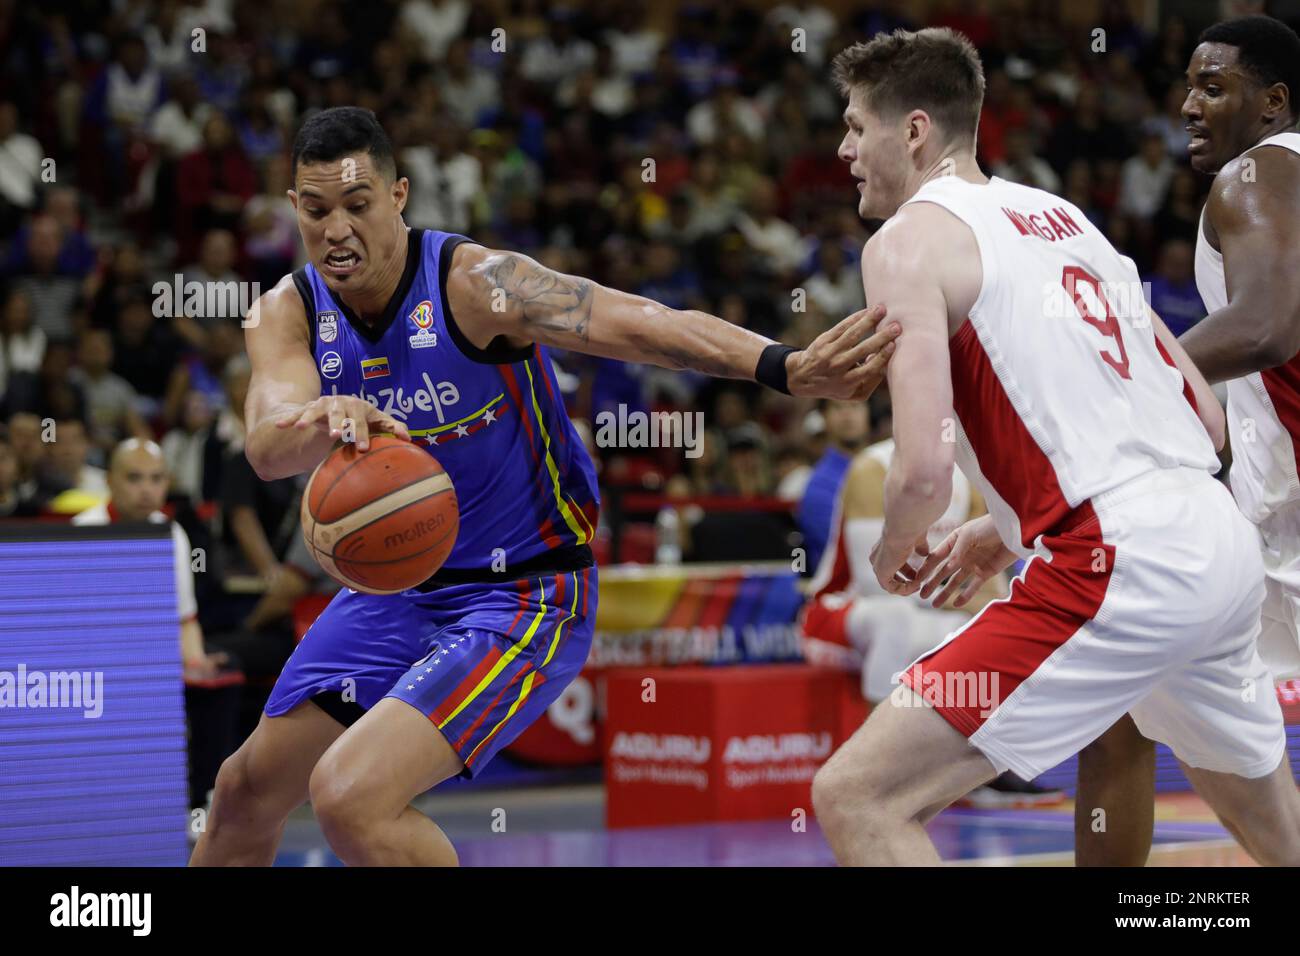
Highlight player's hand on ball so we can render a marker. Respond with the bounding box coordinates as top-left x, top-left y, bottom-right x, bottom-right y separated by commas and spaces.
787, 304, 900, 400
277, 394, 410, 450
914, 515, 1016, 609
